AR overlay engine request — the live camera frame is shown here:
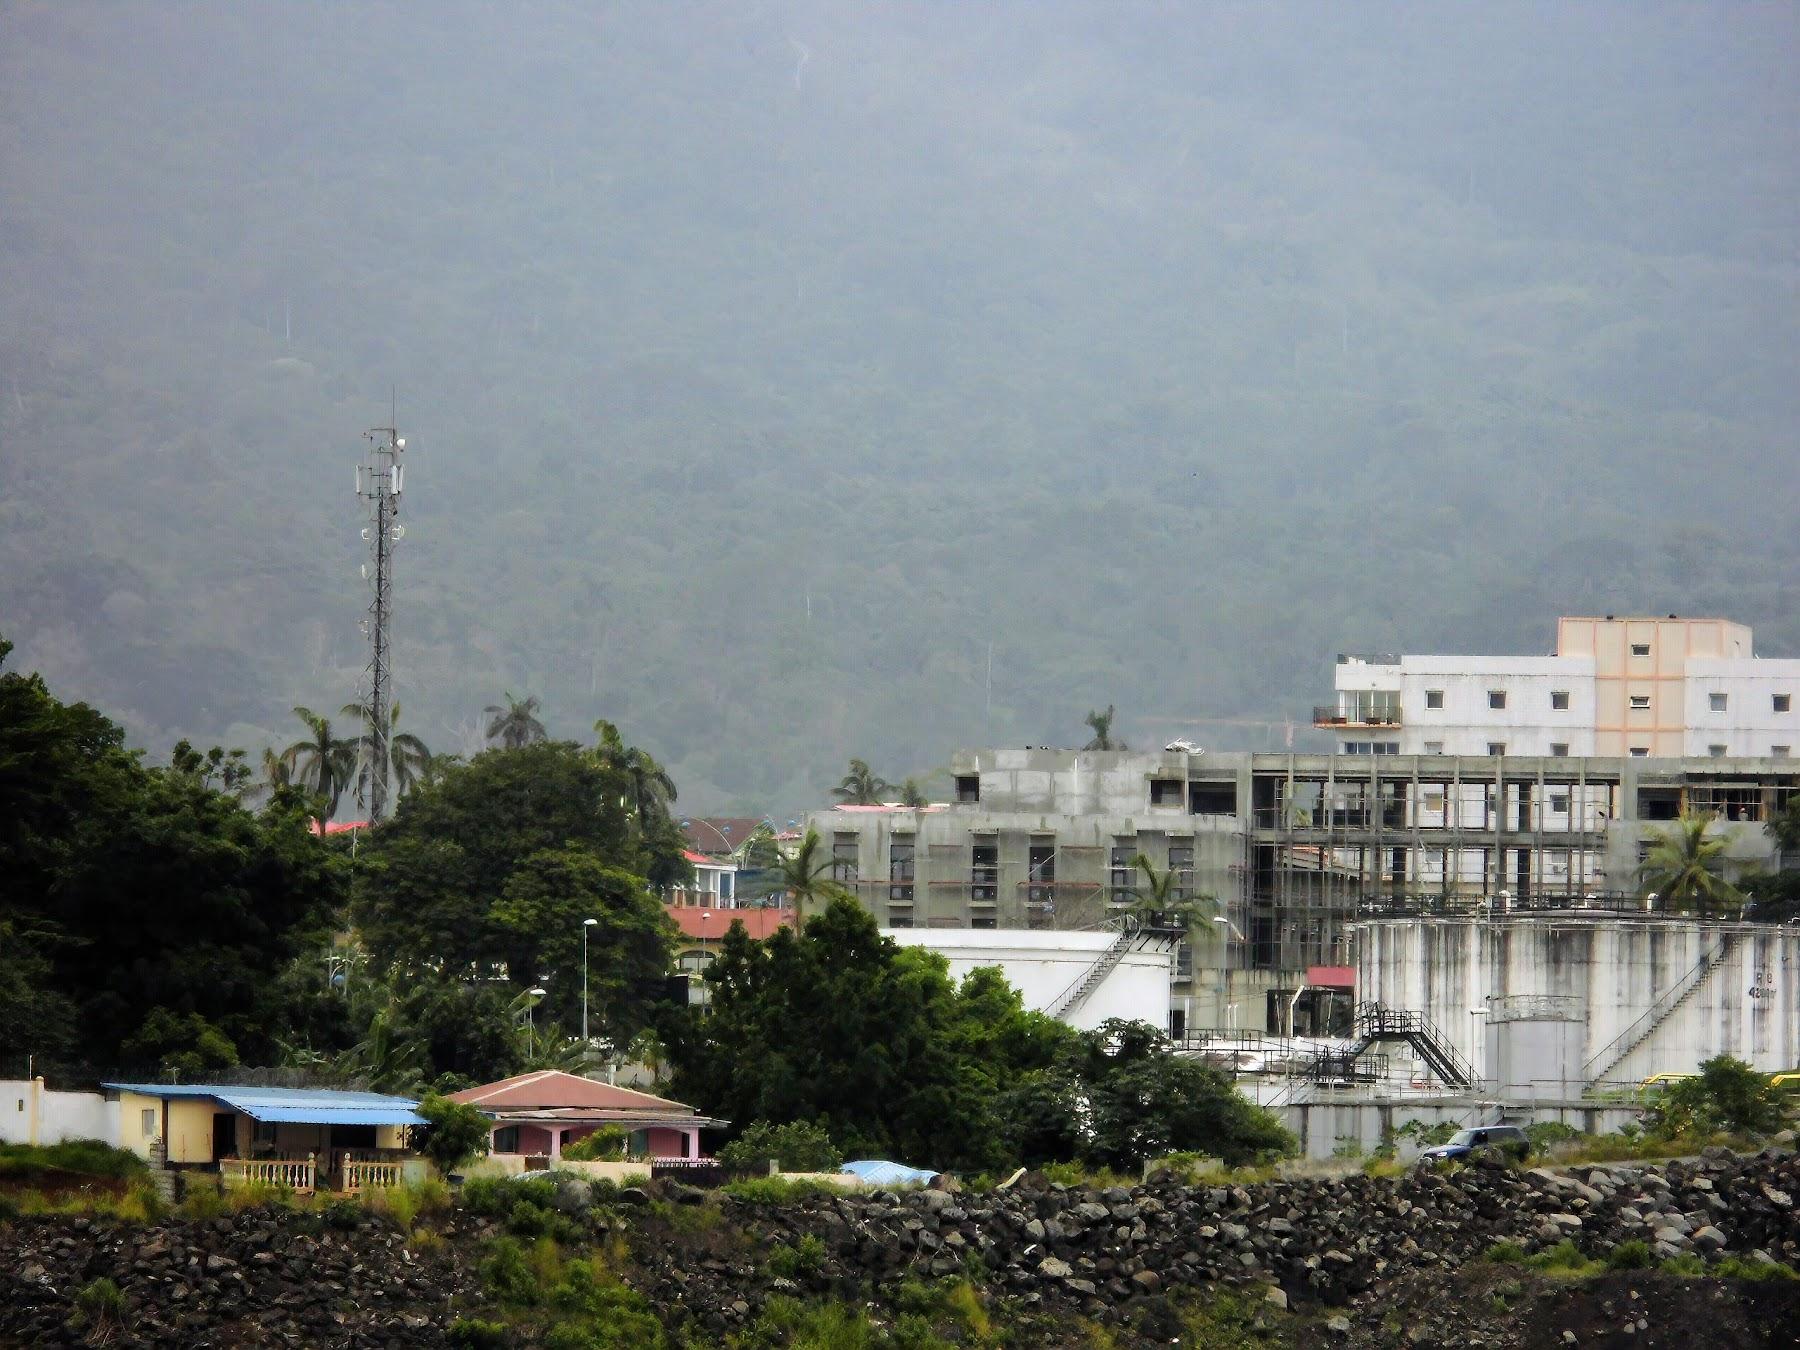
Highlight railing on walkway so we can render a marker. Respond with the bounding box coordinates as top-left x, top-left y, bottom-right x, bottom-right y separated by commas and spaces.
650, 1157, 724, 1186
339, 1154, 404, 1192
221, 1154, 317, 1193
